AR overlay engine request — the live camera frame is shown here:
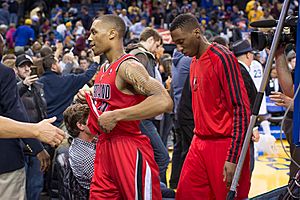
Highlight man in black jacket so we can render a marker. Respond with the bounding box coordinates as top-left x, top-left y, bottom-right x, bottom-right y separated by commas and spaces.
16, 54, 50, 200
0, 35, 46, 199
232, 39, 259, 174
